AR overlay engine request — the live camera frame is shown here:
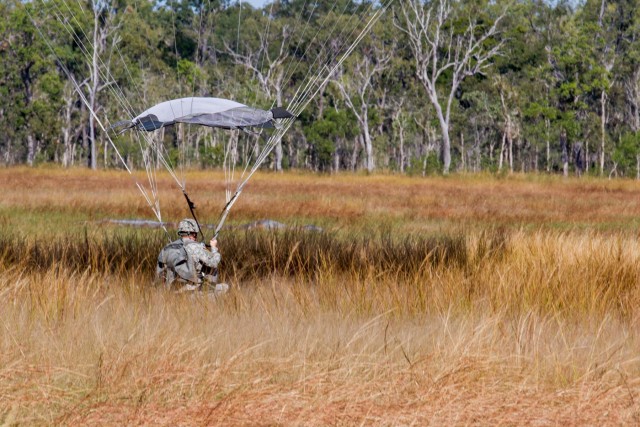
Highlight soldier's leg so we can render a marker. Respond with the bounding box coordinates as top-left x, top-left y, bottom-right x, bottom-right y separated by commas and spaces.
201, 266, 228, 295
201, 265, 218, 284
